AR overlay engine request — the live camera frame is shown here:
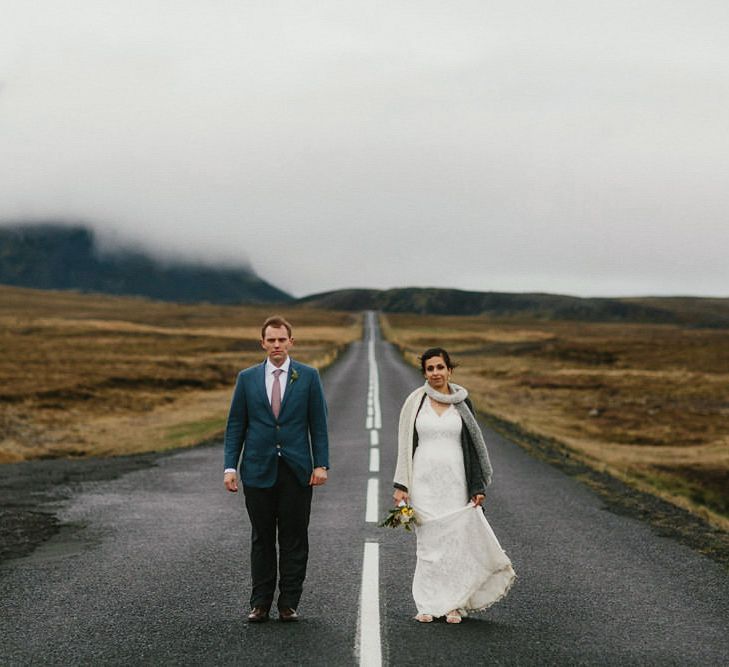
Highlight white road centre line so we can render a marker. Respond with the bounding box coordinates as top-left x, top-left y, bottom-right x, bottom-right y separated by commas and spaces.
358, 312, 383, 666
369, 448, 380, 473
367, 335, 382, 430
358, 542, 382, 667
365, 478, 379, 522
